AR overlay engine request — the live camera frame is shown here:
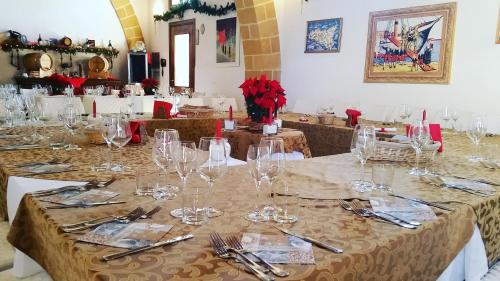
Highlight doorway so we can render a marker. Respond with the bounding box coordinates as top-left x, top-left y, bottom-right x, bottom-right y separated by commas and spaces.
169, 19, 195, 91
